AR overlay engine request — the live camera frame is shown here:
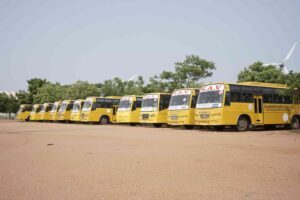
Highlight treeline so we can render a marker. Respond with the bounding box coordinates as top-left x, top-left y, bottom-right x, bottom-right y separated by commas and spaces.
1, 55, 300, 116
15, 55, 216, 105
